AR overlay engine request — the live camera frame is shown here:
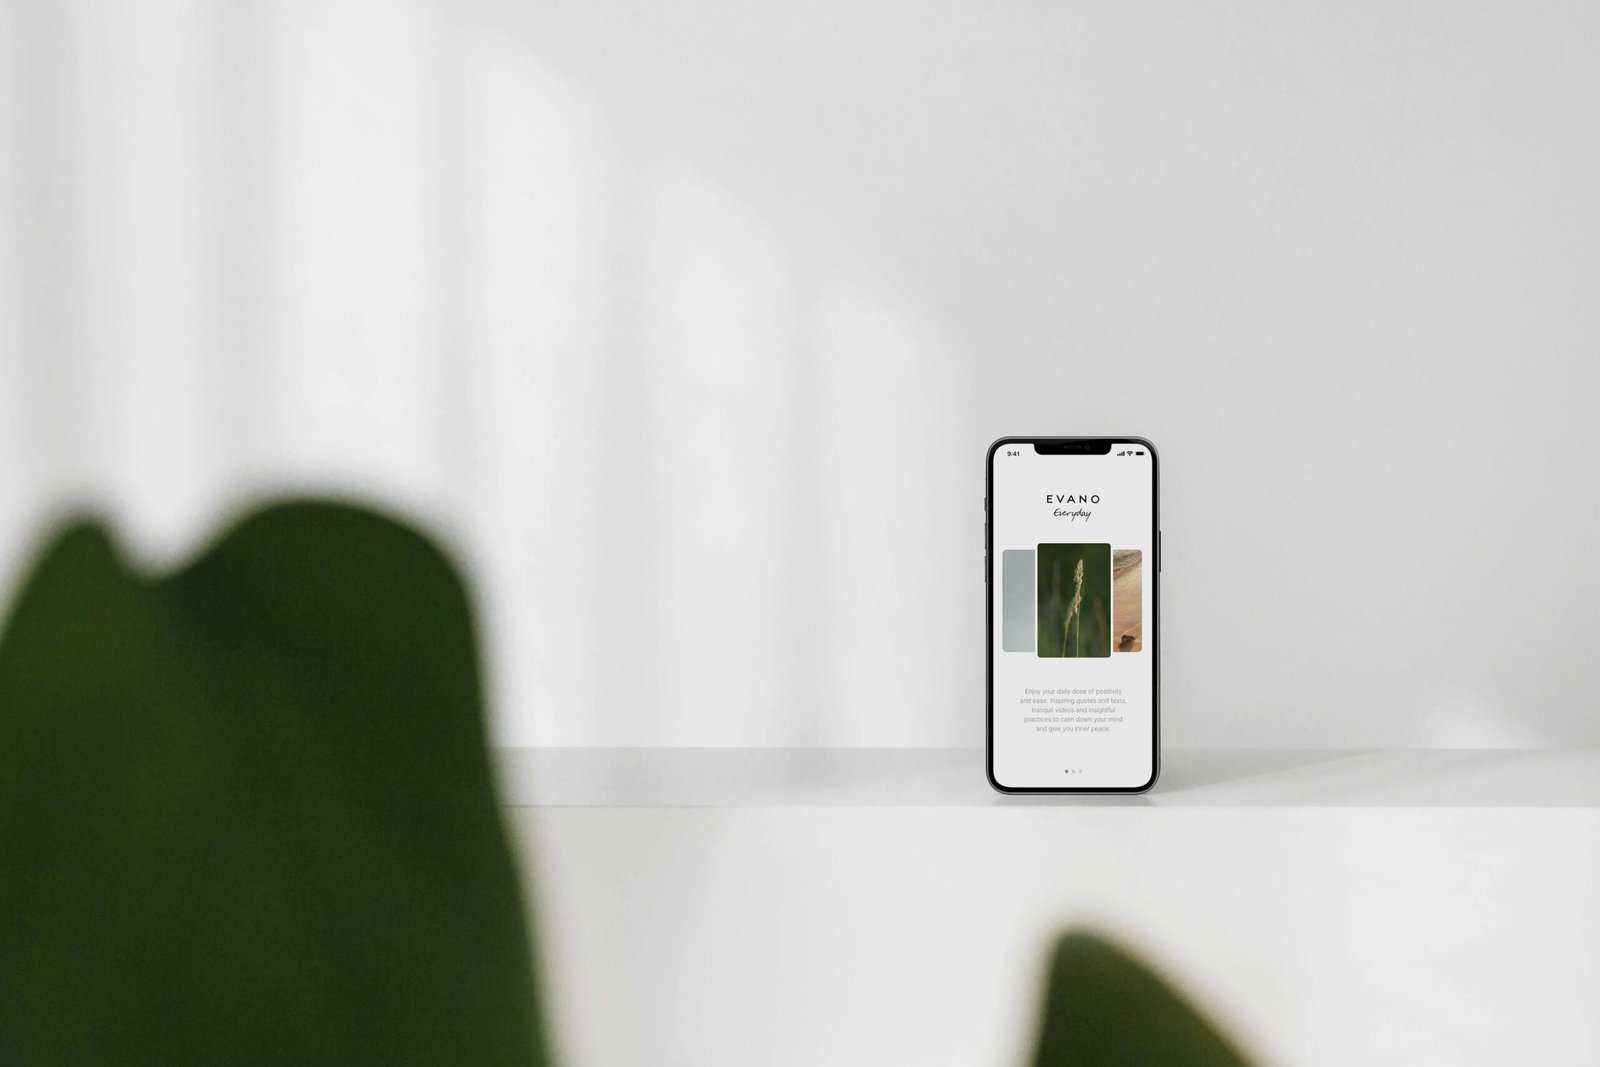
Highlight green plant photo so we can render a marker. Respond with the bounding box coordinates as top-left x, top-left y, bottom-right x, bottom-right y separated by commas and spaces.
1036, 543, 1113, 658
